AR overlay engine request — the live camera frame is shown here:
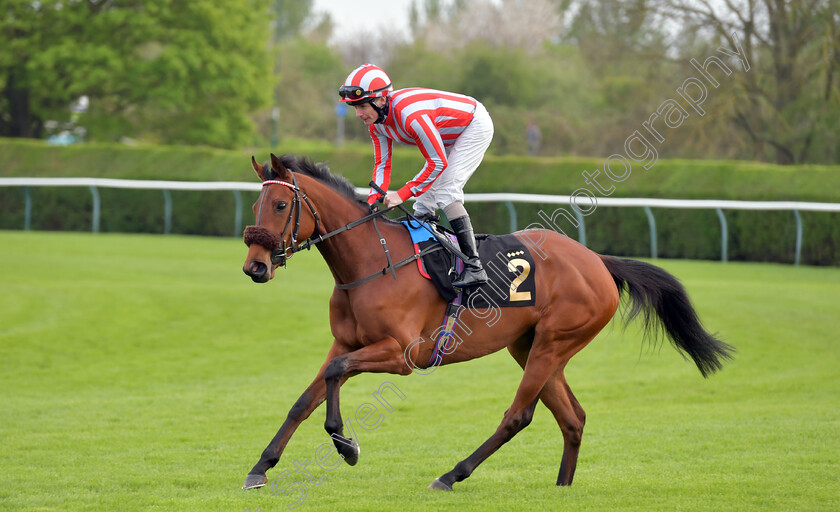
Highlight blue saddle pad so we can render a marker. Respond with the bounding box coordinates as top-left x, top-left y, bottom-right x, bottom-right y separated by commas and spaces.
401, 220, 438, 244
